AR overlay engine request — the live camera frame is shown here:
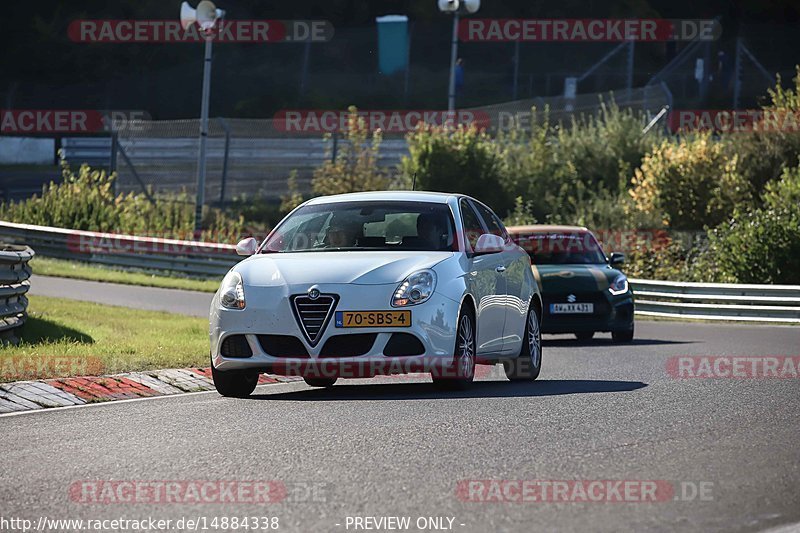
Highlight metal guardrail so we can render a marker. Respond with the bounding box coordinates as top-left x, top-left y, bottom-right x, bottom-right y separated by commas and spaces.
0, 222, 798, 324
0, 221, 238, 278
0, 244, 34, 343
630, 279, 800, 324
